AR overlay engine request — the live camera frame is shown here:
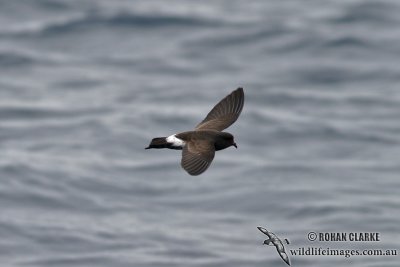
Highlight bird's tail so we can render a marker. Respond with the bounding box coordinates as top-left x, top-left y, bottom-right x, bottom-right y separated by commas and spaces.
145, 137, 168, 149
145, 137, 182, 150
